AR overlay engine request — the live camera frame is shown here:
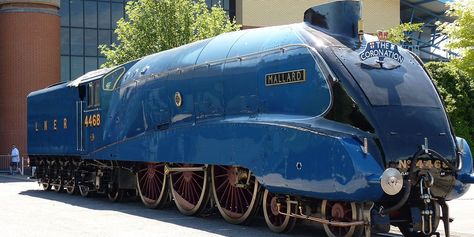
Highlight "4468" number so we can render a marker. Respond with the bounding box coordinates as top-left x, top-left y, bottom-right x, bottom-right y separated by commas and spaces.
84, 114, 101, 127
